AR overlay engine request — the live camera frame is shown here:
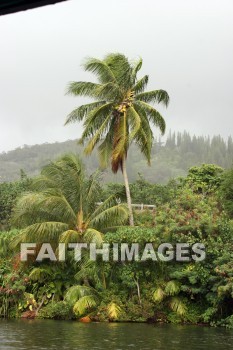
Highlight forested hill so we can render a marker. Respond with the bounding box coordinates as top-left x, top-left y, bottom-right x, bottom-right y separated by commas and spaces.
1, 131, 233, 184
